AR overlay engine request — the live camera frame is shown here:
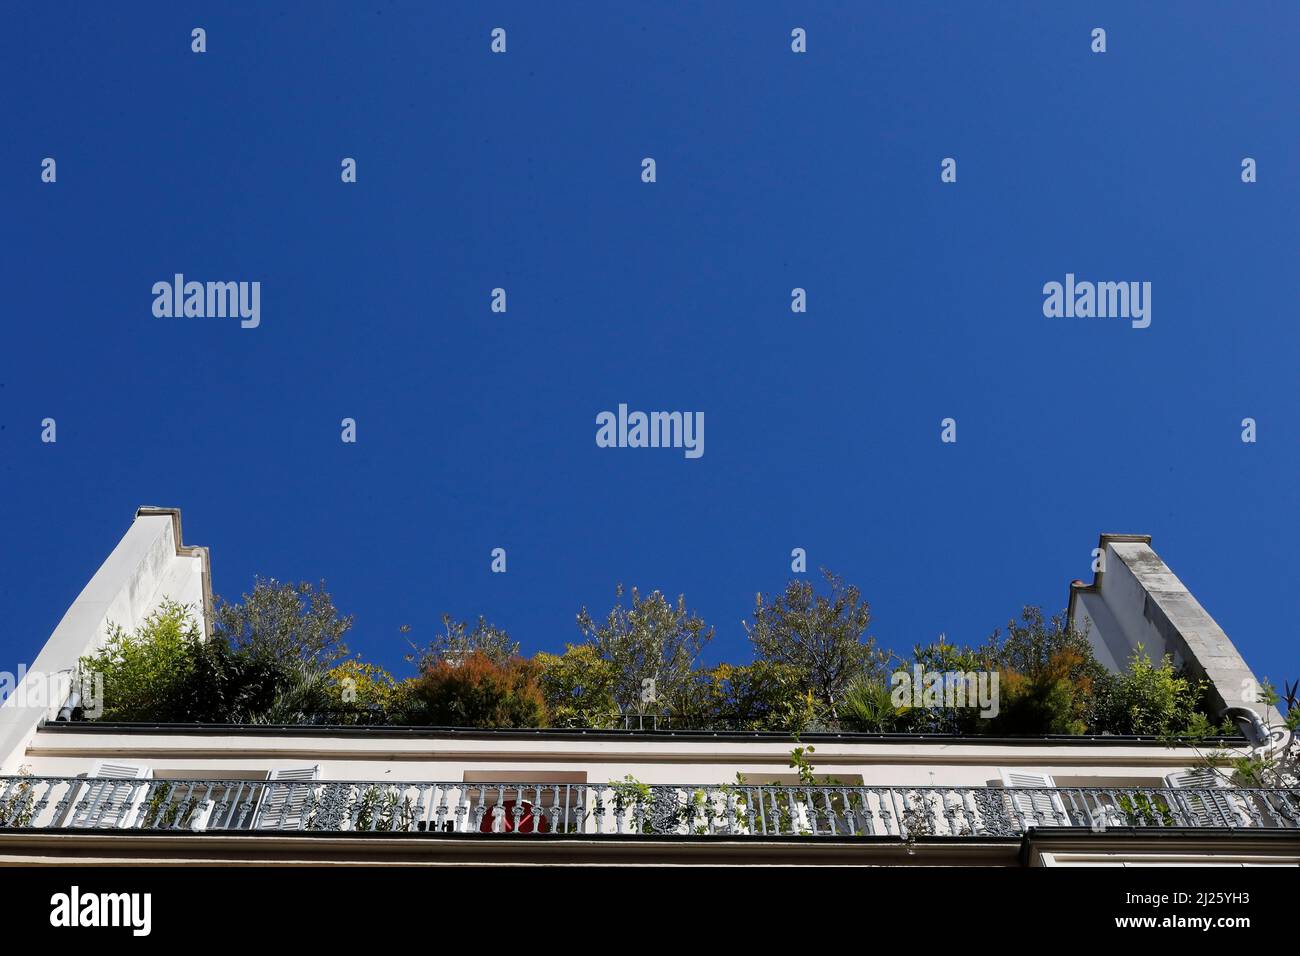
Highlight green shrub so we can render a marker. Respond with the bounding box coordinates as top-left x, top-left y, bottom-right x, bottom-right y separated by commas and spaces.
1093, 646, 1218, 736
840, 678, 902, 732
82, 600, 202, 721
81, 590, 352, 724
